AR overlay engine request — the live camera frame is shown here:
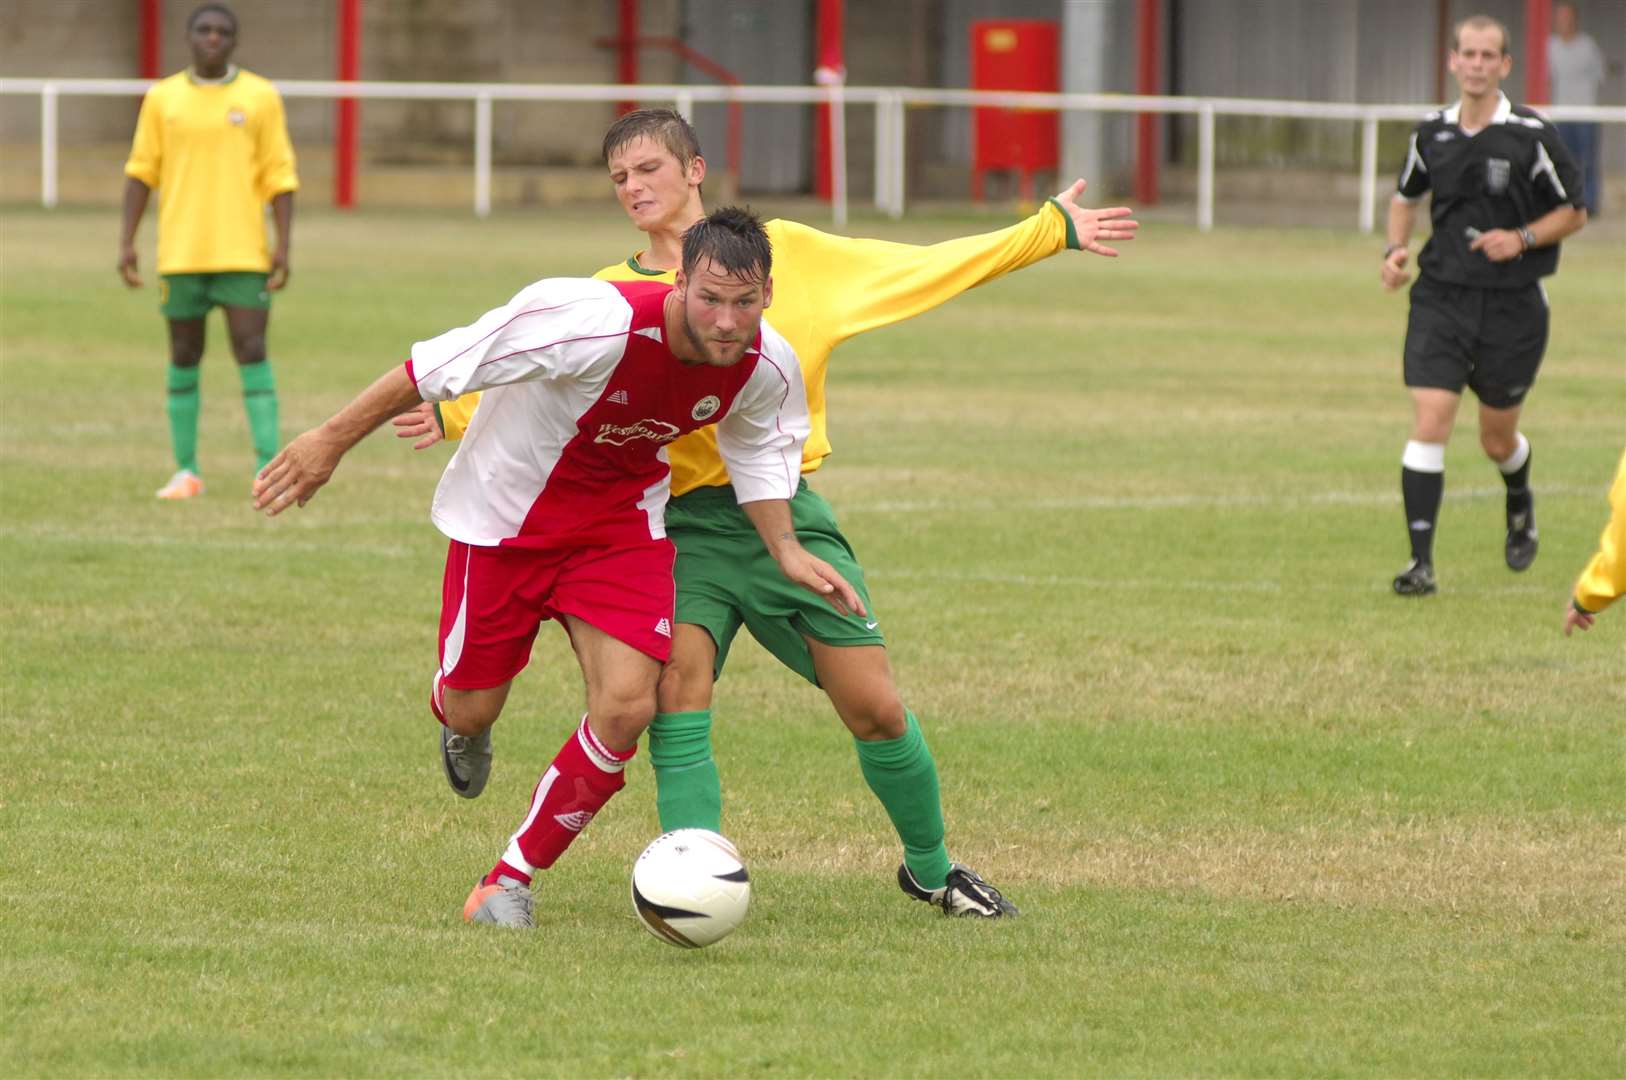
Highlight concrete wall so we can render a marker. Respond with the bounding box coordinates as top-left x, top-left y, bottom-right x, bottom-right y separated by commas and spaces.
2, 0, 1621, 208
